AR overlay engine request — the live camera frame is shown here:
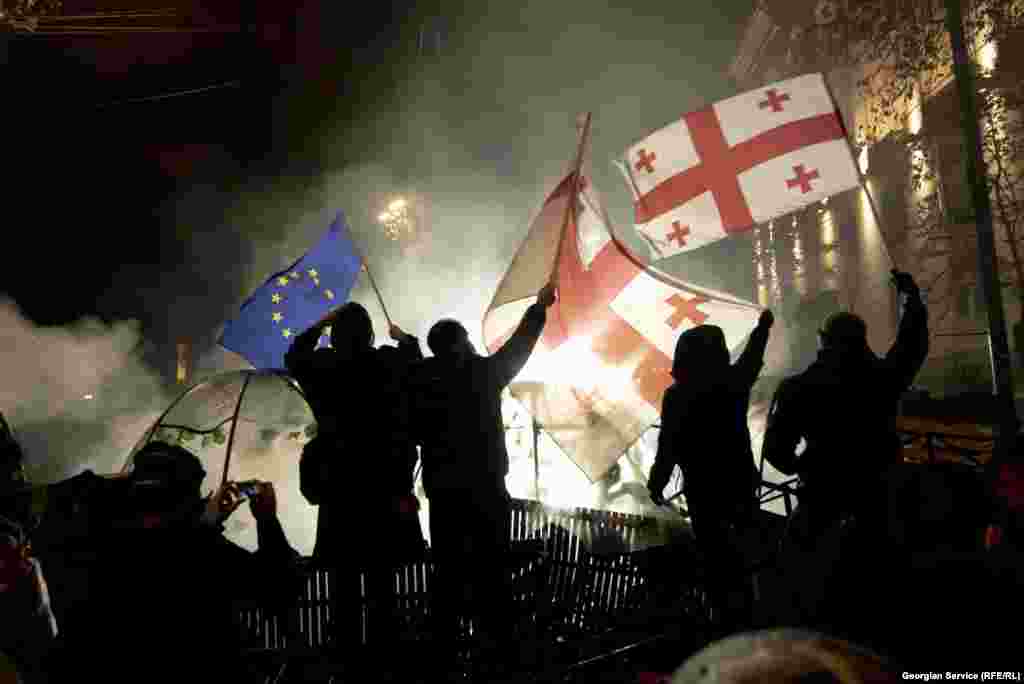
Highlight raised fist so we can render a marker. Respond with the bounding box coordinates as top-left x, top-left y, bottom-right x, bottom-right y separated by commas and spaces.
537, 283, 557, 308
249, 481, 277, 520
891, 270, 920, 297
389, 324, 409, 342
